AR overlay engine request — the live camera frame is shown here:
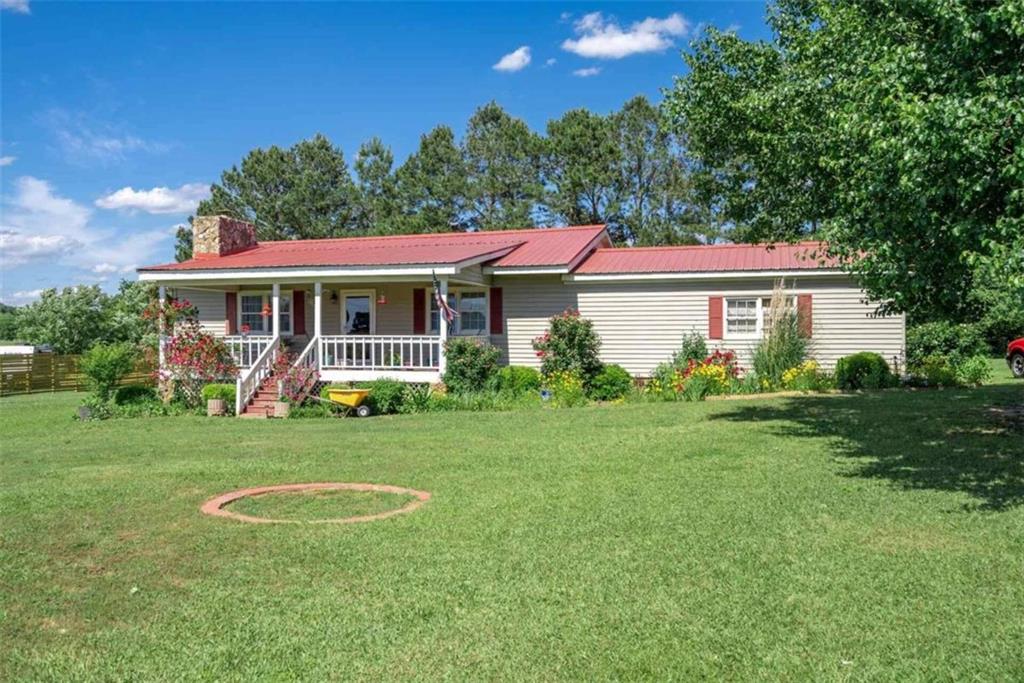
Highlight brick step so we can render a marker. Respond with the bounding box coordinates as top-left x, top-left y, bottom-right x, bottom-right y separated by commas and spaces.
238, 410, 269, 419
